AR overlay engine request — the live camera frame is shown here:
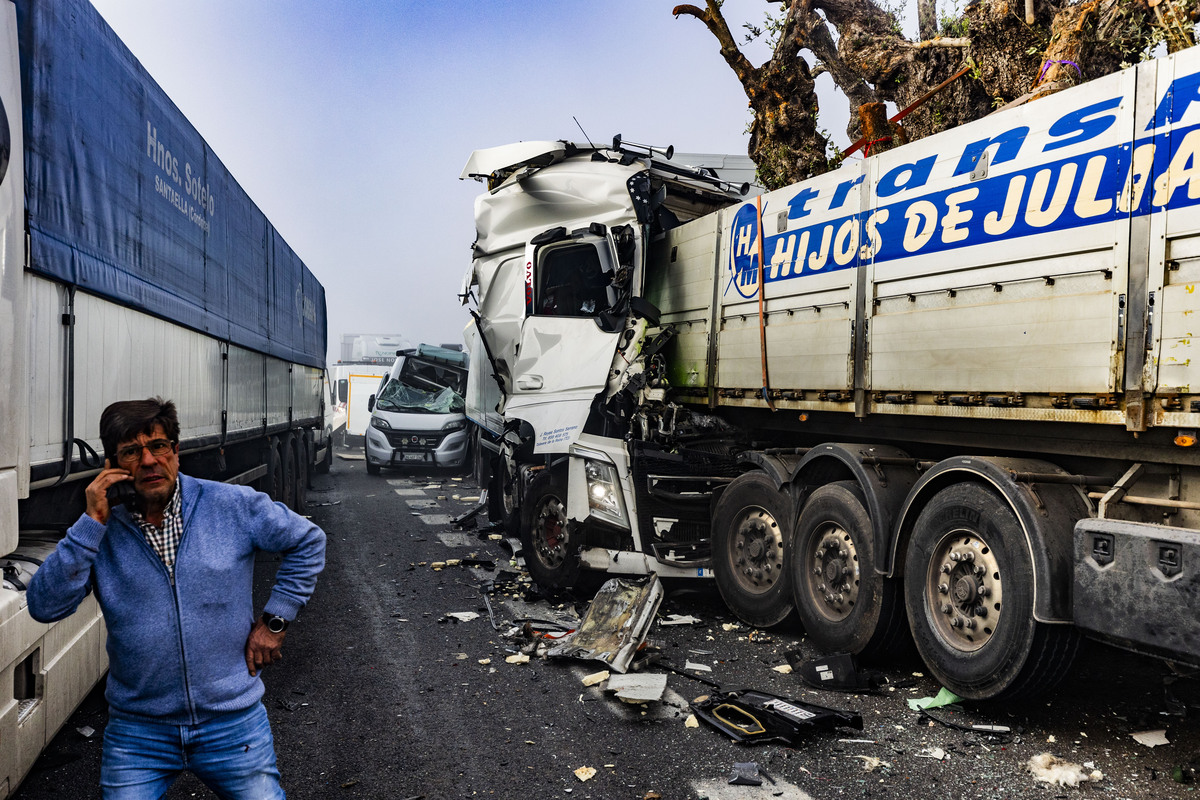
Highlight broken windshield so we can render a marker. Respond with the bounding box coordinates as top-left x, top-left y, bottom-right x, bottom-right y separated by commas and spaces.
375, 358, 466, 414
